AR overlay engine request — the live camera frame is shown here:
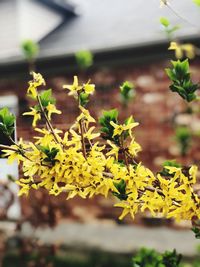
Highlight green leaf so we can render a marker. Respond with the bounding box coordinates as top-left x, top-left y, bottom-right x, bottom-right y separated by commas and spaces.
7, 175, 16, 182
160, 16, 180, 38
80, 92, 89, 107
166, 59, 199, 102
75, 50, 93, 70
162, 250, 182, 267
159, 160, 182, 177
120, 81, 135, 104
168, 25, 180, 34
21, 39, 39, 60
175, 126, 191, 142
37, 145, 59, 165
113, 179, 128, 200
0, 107, 15, 136
39, 89, 56, 107
192, 227, 200, 239
99, 109, 119, 144
193, 0, 200, 6
160, 17, 170, 27
132, 248, 182, 267
132, 248, 162, 267
163, 160, 181, 168
125, 116, 134, 126
175, 126, 191, 156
